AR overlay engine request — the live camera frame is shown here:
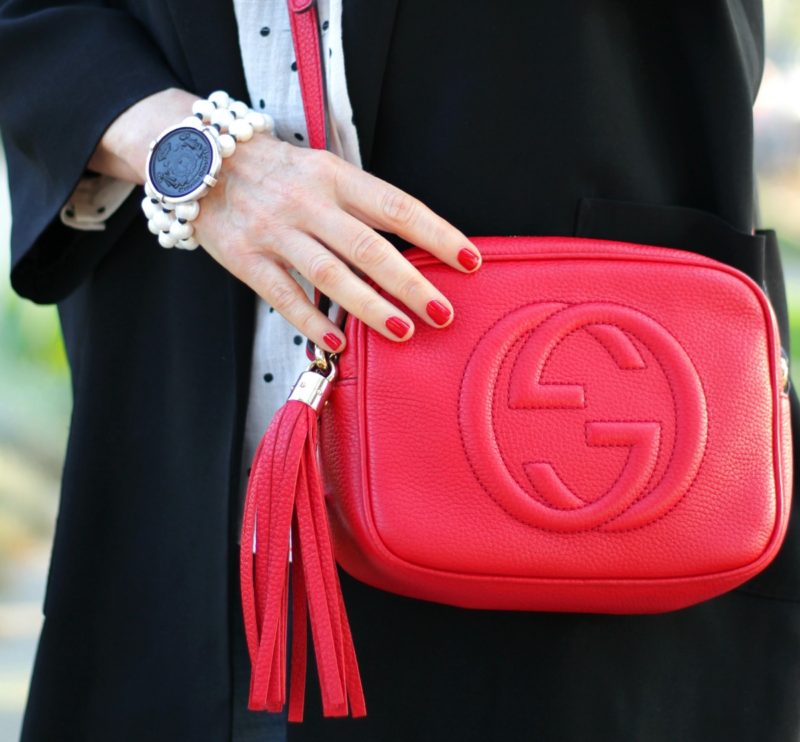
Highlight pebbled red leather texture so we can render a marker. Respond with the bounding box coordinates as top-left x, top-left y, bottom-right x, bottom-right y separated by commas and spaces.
288, 0, 327, 151
319, 236, 793, 614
